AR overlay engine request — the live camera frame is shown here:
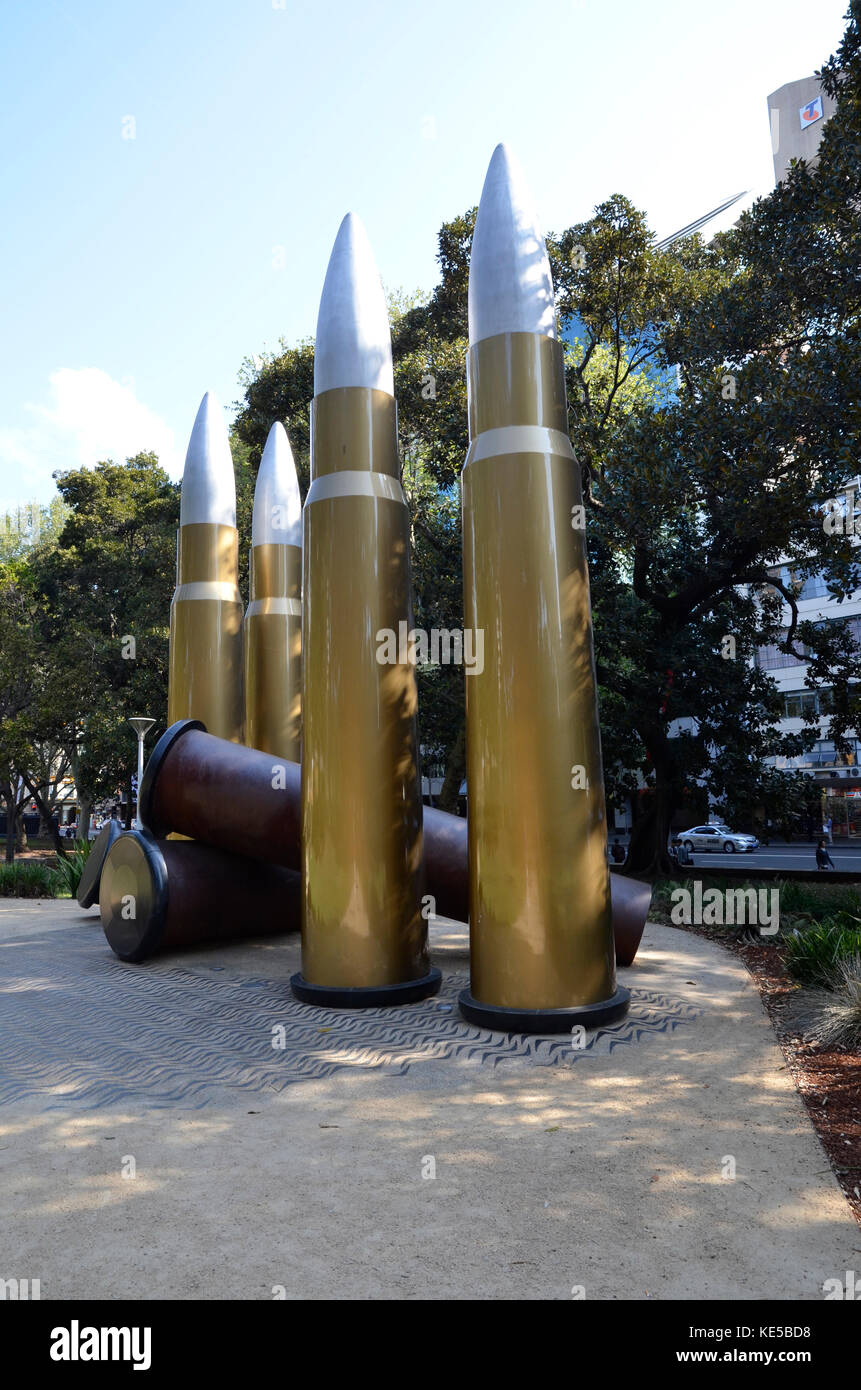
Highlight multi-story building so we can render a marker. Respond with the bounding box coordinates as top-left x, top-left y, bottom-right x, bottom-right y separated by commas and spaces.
754, 77, 860, 838
767, 74, 838, 185
757, 508, 861, 838
606, 71, 859, 837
